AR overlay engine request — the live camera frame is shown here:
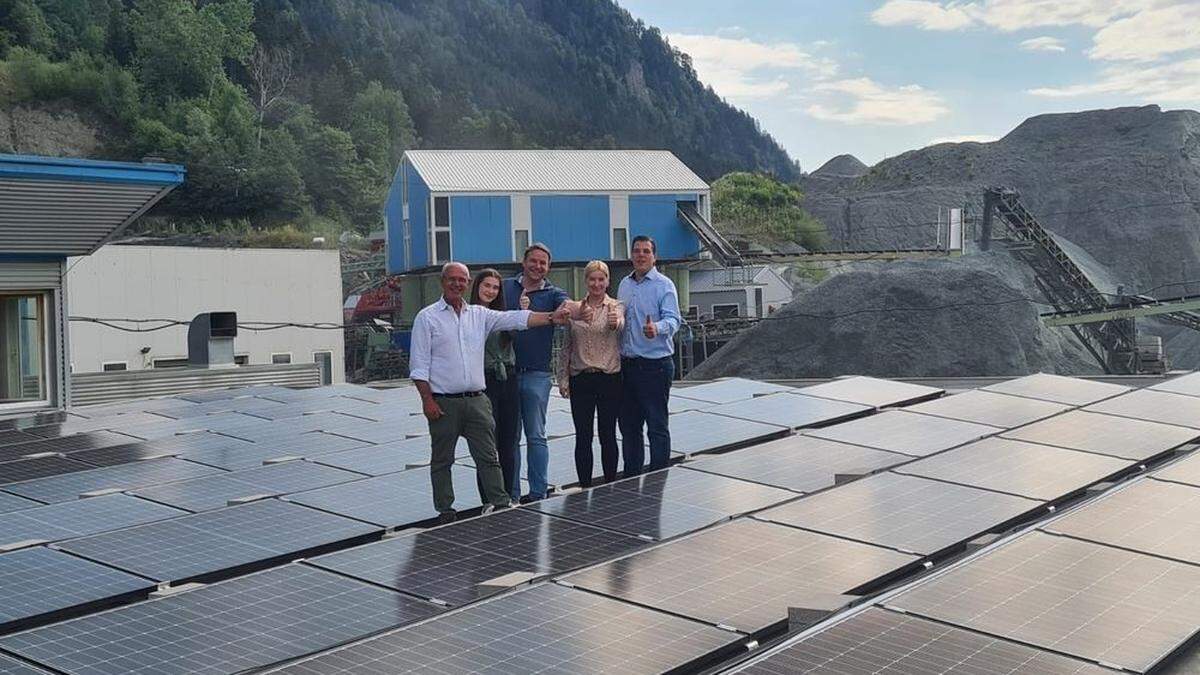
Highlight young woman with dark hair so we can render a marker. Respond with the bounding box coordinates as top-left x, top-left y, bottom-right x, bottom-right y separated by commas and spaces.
470, 268, 522, 501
